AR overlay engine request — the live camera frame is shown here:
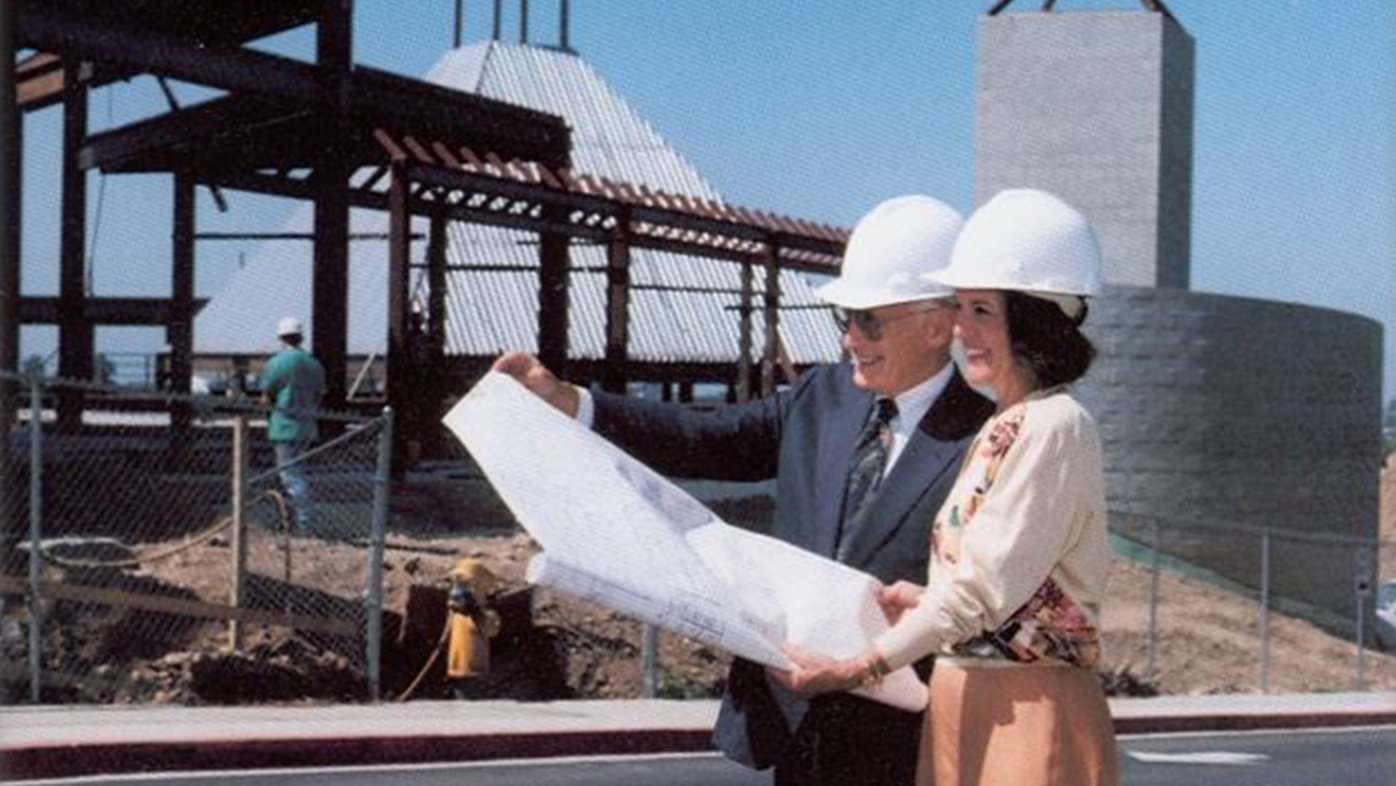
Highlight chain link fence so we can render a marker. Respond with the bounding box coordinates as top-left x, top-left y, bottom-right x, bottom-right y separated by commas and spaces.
1, 368, 1390, 703
0, 371, 392, 705
1109, 509, 1395, 695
